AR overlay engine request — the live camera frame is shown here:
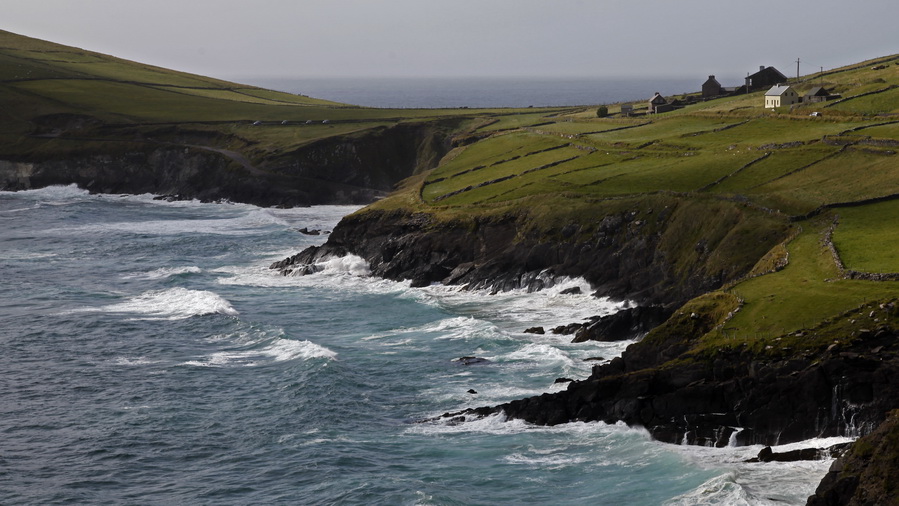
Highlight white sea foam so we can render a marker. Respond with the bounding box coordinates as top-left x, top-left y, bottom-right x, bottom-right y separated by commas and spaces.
408, 414, 649, 439
490, 342, 575, 367
78, 287, 238, 320
110, 356, 159, 366
666, 436, 855, 505
184, 337, 336, 367
413, 278, 629, 332
52, 213, 280, 237
503, 452, 589, 469
1, 250, 57, 260
1, 183, 90, 201
123, 266, 203, 280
